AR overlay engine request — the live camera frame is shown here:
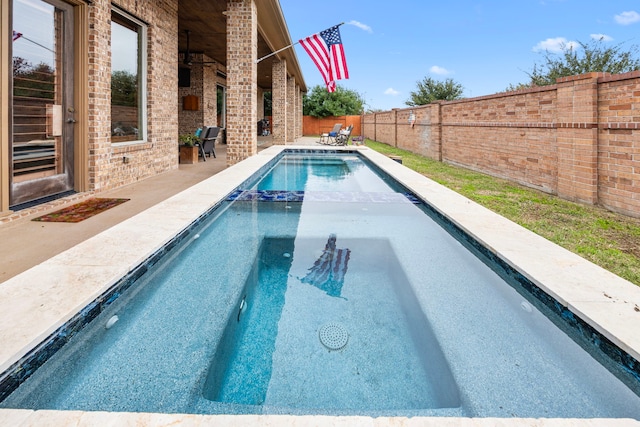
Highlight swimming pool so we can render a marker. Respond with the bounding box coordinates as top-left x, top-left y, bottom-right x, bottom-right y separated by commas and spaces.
1, 147, 640, 423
